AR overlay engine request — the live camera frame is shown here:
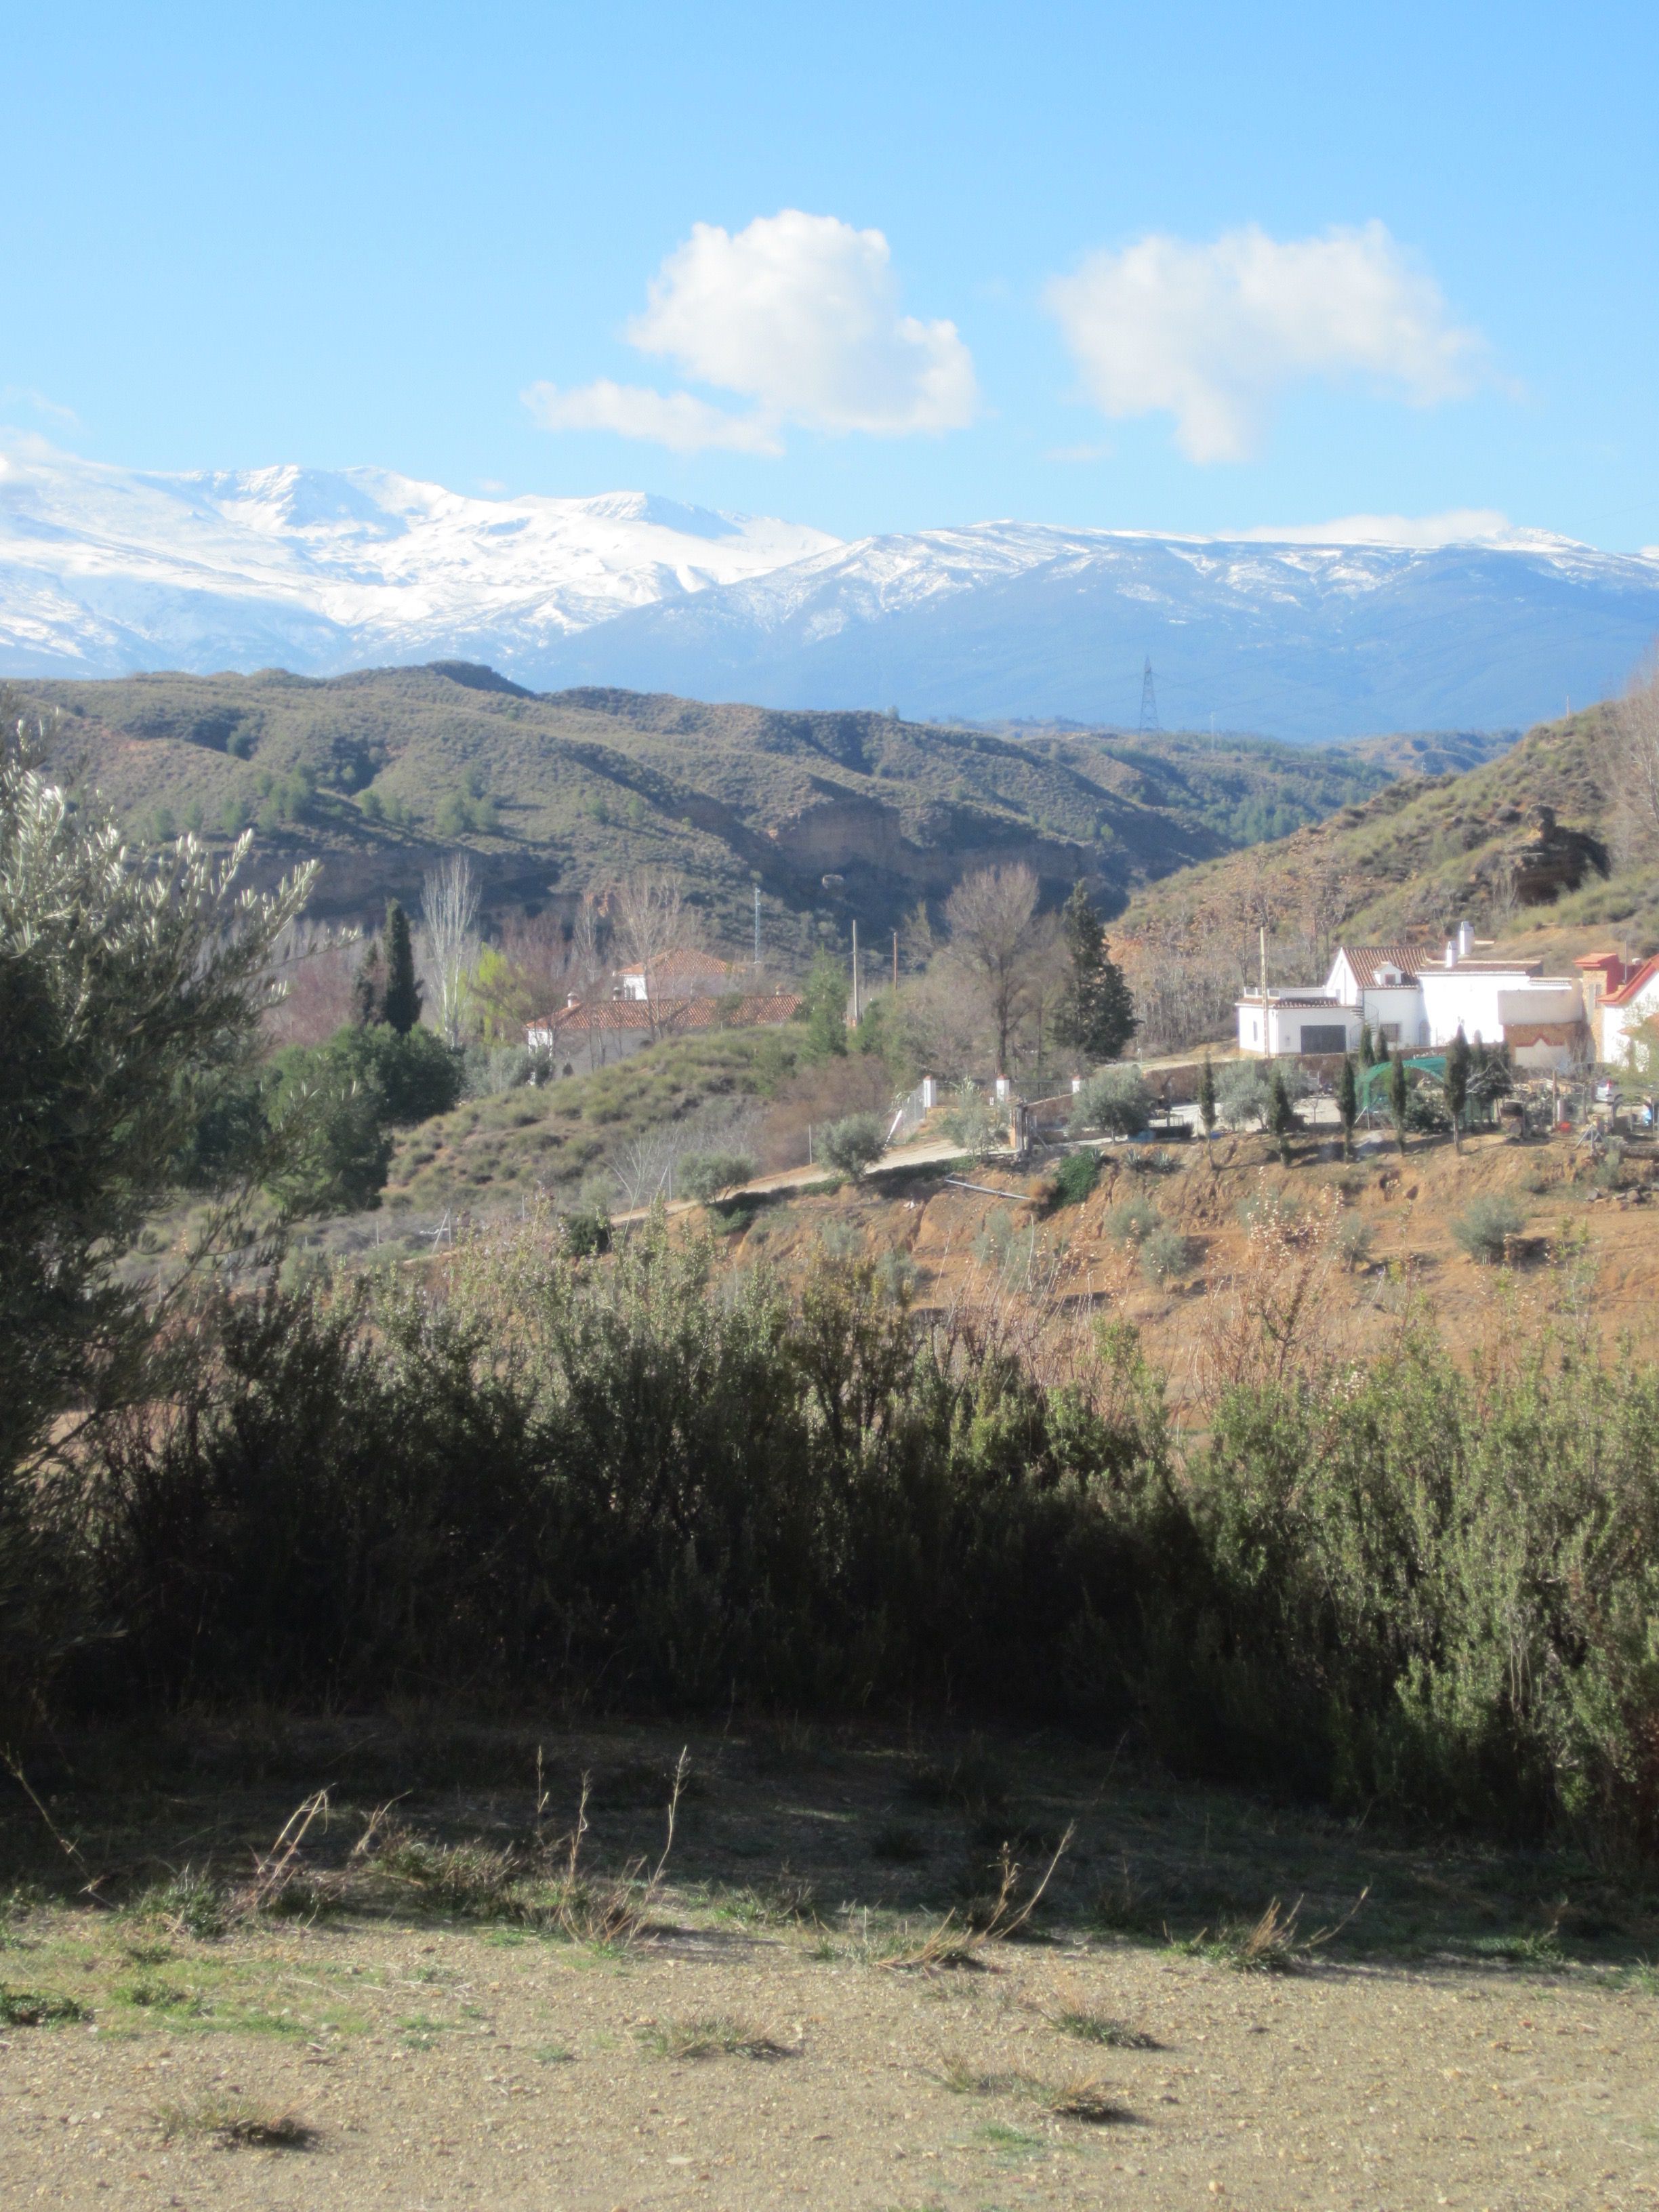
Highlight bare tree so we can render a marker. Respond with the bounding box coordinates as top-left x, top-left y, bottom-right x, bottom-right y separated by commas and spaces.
422, 853, 481, 1047
942, 863, 1048, 1076
614, 872, 689, 1042
1608, 649, 1659, 862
